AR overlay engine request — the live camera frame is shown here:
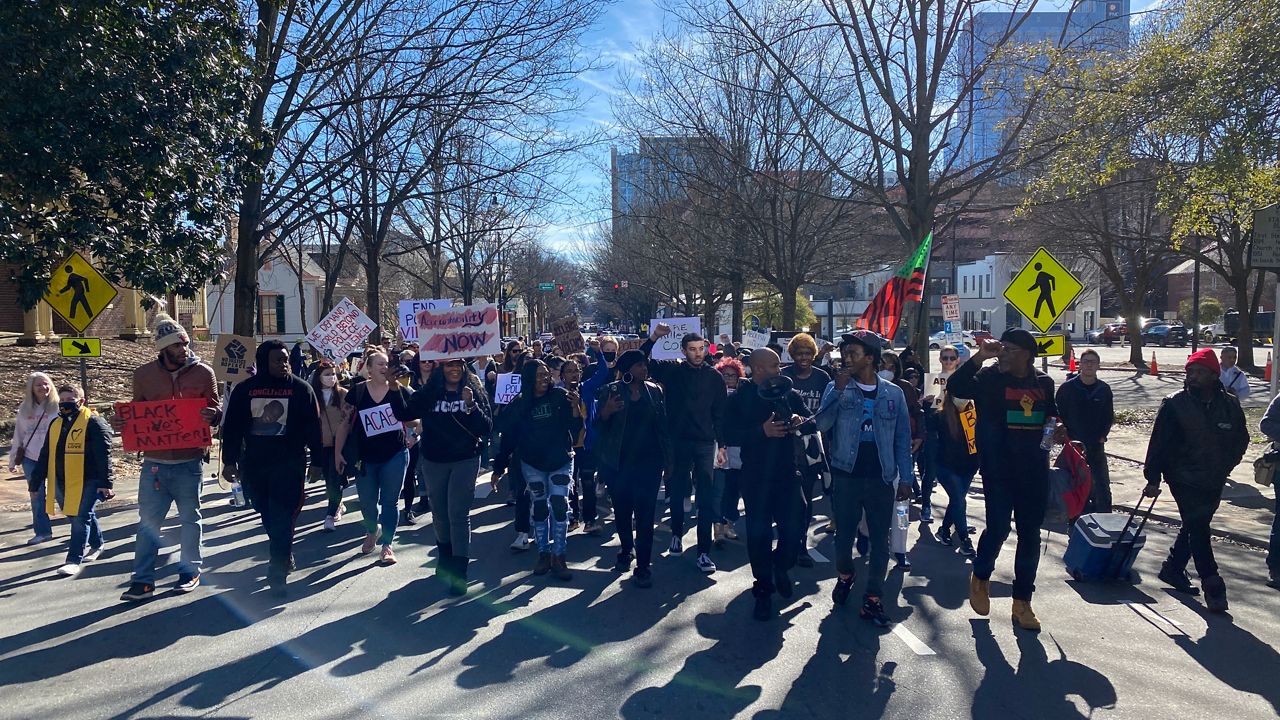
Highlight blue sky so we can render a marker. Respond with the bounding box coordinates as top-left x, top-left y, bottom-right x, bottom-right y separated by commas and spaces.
543, 0, 1166, 255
